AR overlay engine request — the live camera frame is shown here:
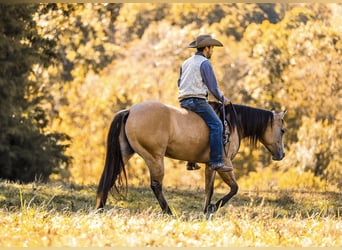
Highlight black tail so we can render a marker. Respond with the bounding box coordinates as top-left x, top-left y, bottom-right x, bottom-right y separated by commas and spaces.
96, 110, 130, 209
